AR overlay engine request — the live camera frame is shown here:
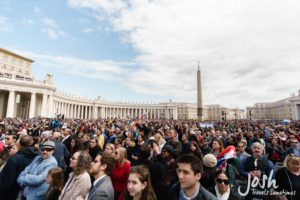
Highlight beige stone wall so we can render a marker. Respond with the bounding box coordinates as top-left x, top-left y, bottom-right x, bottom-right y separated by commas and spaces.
247, 101, 293, 120
0, 48, 33, 80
